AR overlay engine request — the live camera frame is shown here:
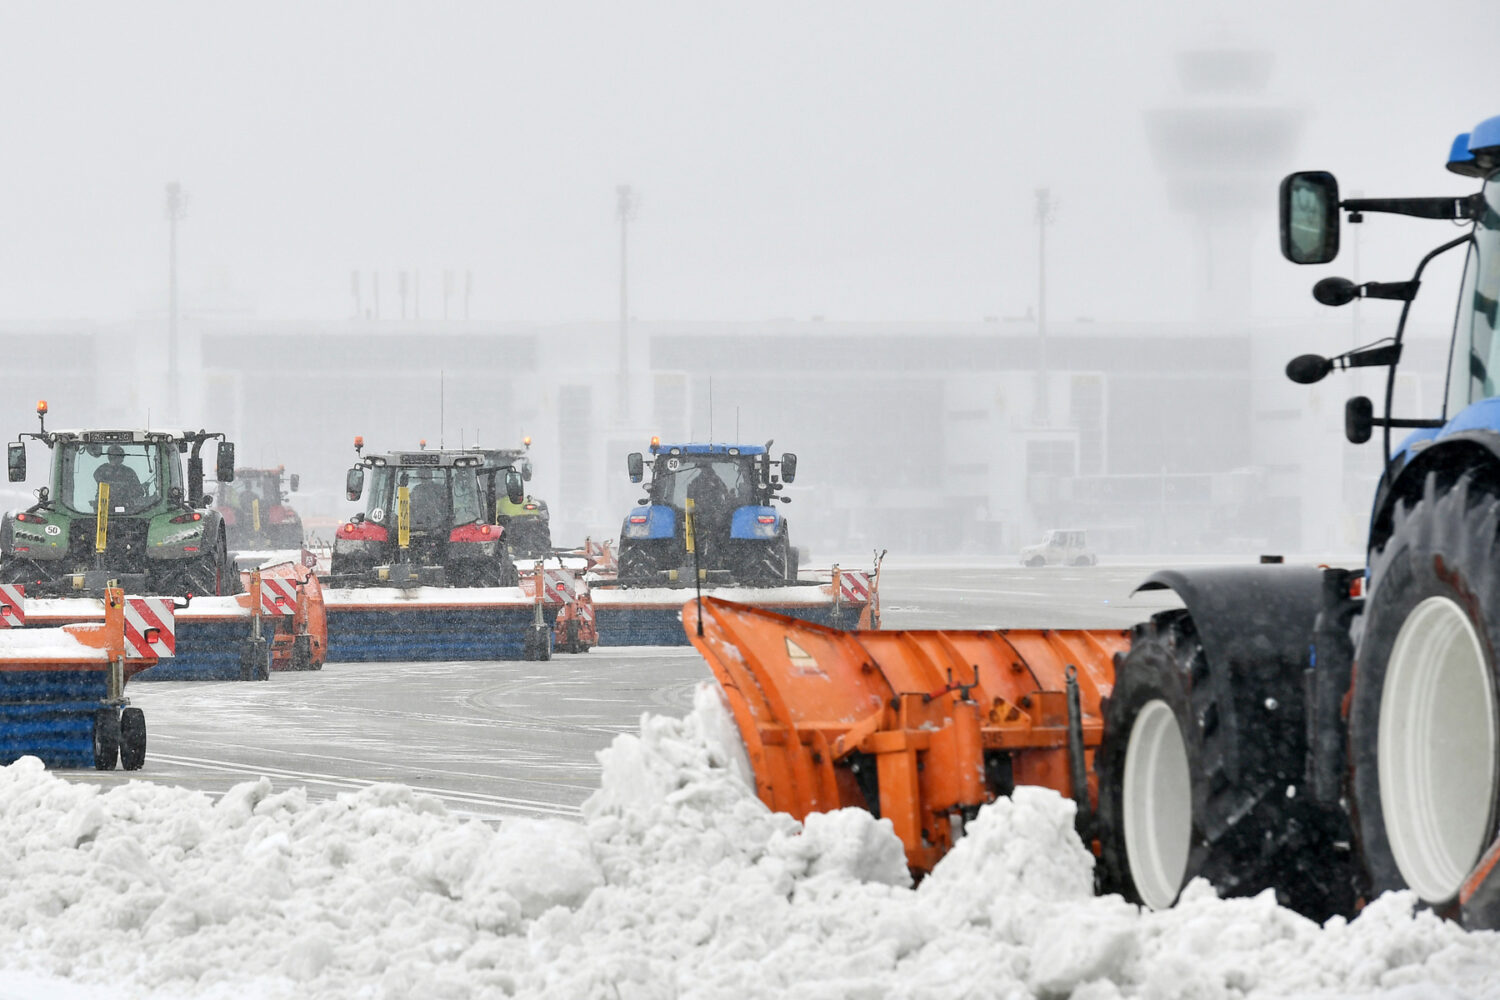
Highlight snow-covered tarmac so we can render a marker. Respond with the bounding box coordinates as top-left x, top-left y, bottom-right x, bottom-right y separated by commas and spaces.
5, 559, 1495, 998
